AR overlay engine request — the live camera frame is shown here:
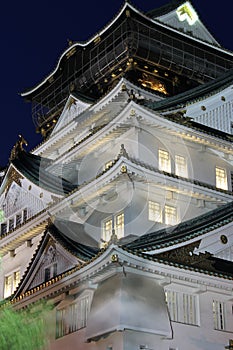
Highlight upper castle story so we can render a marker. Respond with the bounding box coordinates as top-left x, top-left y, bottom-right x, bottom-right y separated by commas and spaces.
20, 0, 233, 138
